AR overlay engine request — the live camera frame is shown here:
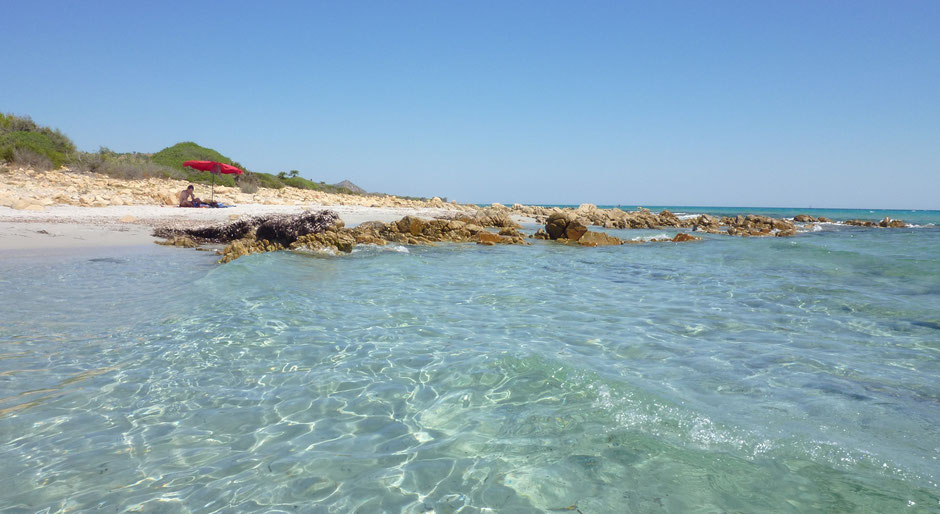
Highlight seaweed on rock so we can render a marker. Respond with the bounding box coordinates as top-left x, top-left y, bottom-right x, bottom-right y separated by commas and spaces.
255, 210, 340, 245
152, 210, 339, 244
